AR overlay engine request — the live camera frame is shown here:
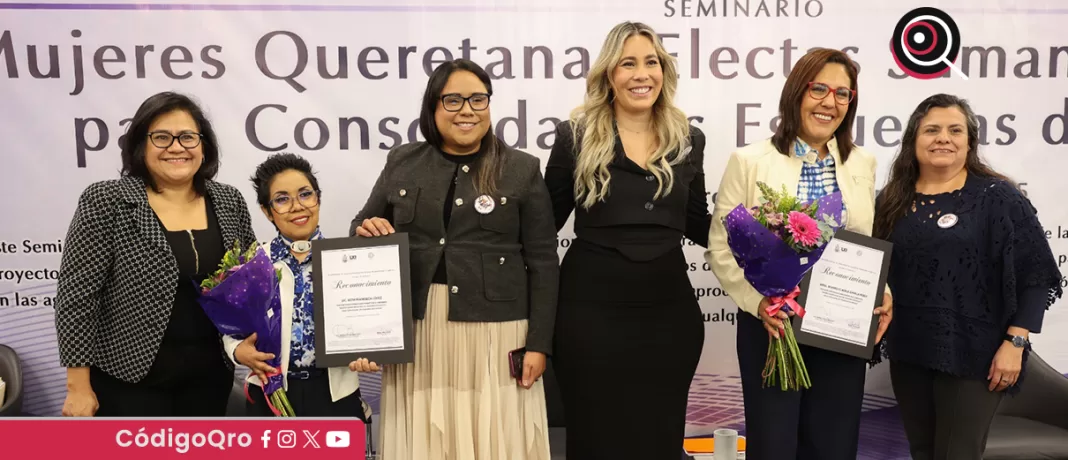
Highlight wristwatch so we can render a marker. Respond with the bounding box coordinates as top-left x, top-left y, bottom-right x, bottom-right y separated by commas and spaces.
1005, 334, 1029, 348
